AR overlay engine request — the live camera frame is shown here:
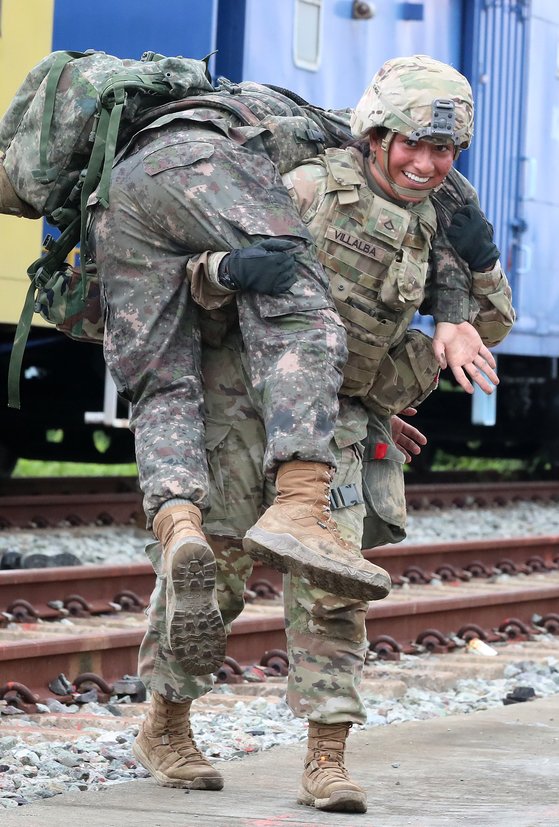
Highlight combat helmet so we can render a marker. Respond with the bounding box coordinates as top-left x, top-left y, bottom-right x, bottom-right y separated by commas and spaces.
350, 54, 474, 199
